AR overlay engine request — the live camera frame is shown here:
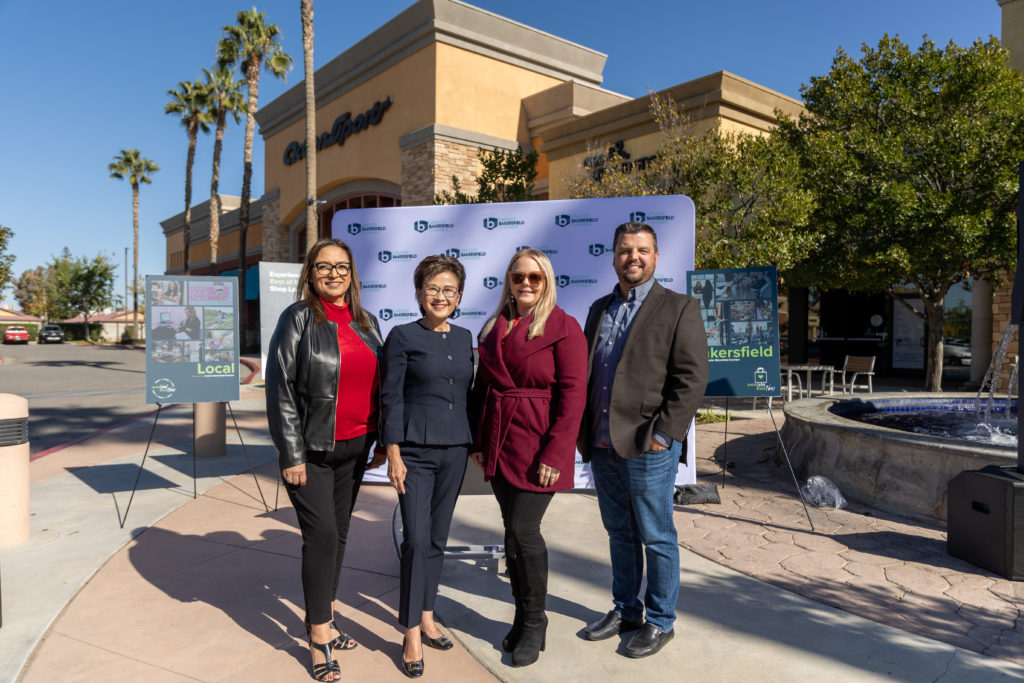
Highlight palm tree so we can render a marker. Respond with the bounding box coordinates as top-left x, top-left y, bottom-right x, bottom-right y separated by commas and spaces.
218, 8, 293, 346
301, 0, 317, 250
165, 80, 213, 274
203, 65, 245, 265
108, 149, 159, 339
